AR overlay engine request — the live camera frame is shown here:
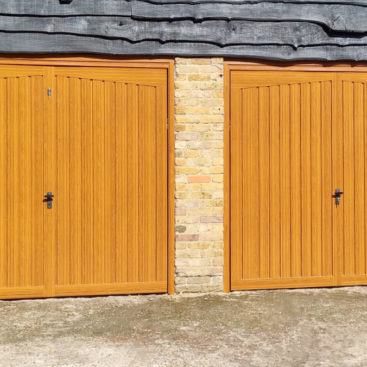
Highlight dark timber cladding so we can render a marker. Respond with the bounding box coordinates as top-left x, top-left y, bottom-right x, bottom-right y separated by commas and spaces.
4, 0, 367, 60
